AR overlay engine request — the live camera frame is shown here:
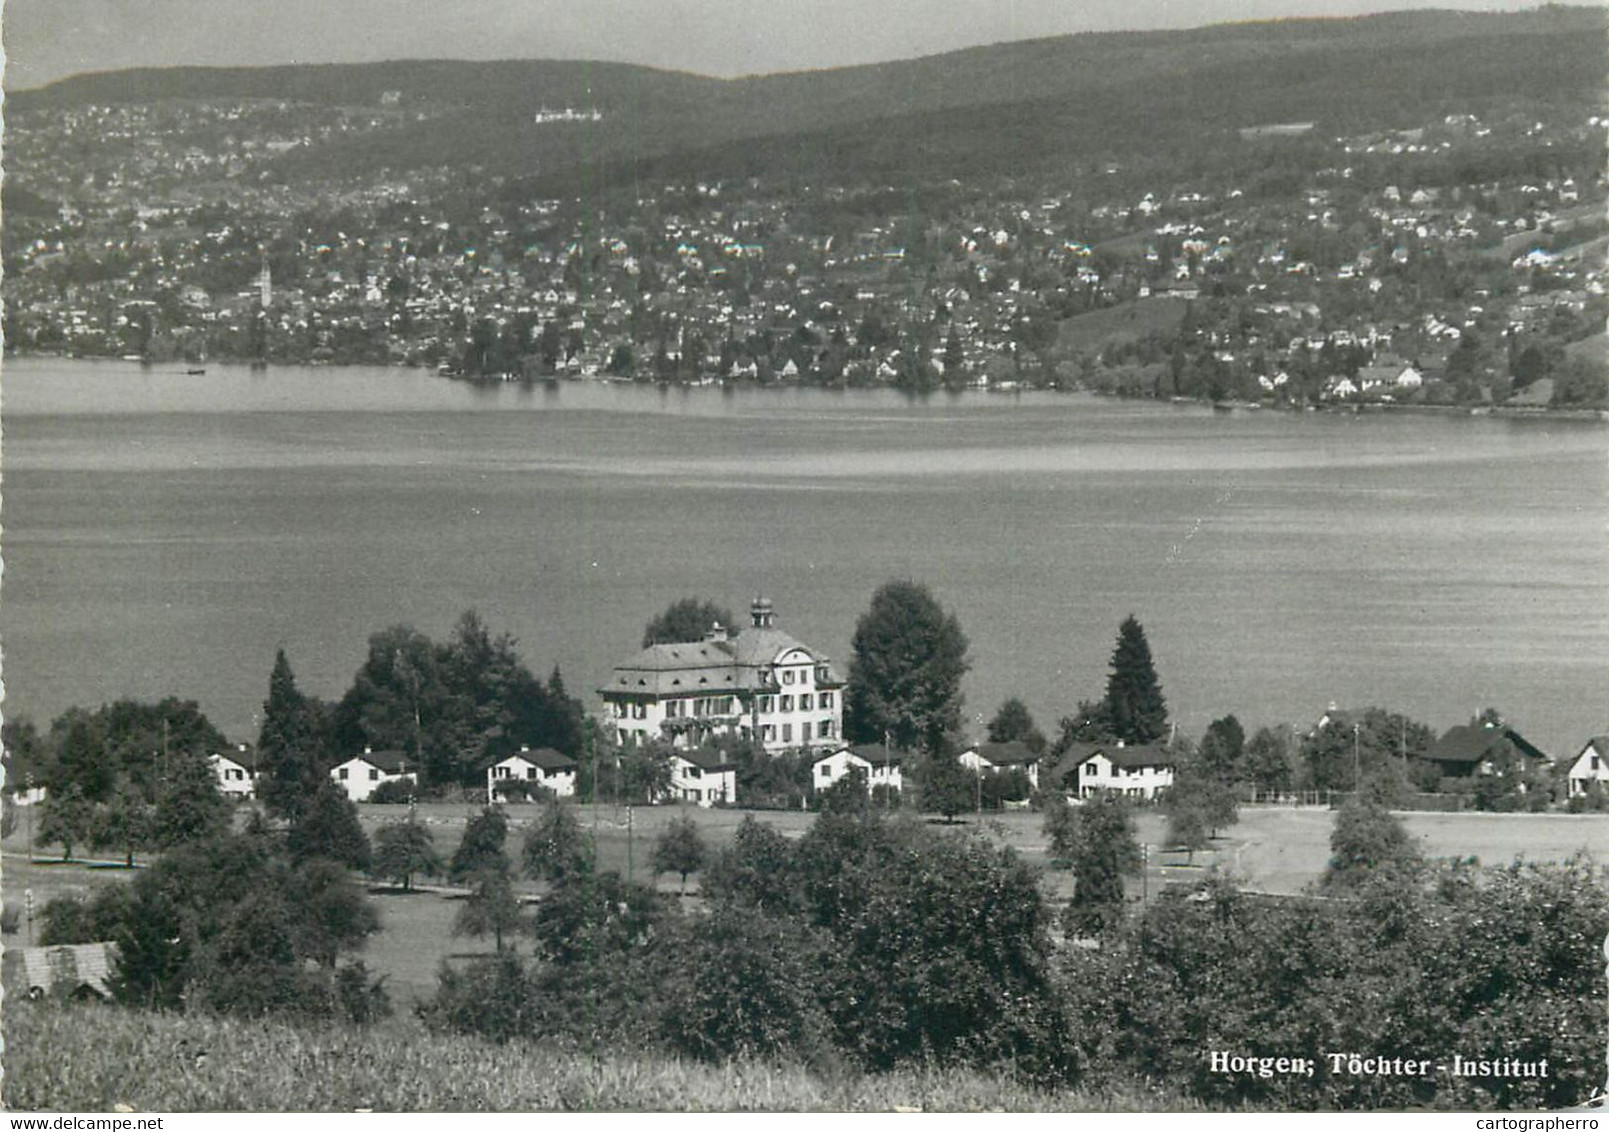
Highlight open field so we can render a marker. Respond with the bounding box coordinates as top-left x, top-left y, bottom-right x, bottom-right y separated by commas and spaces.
2, 1001, 1196, 1112
6, 802, 1605, 1008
